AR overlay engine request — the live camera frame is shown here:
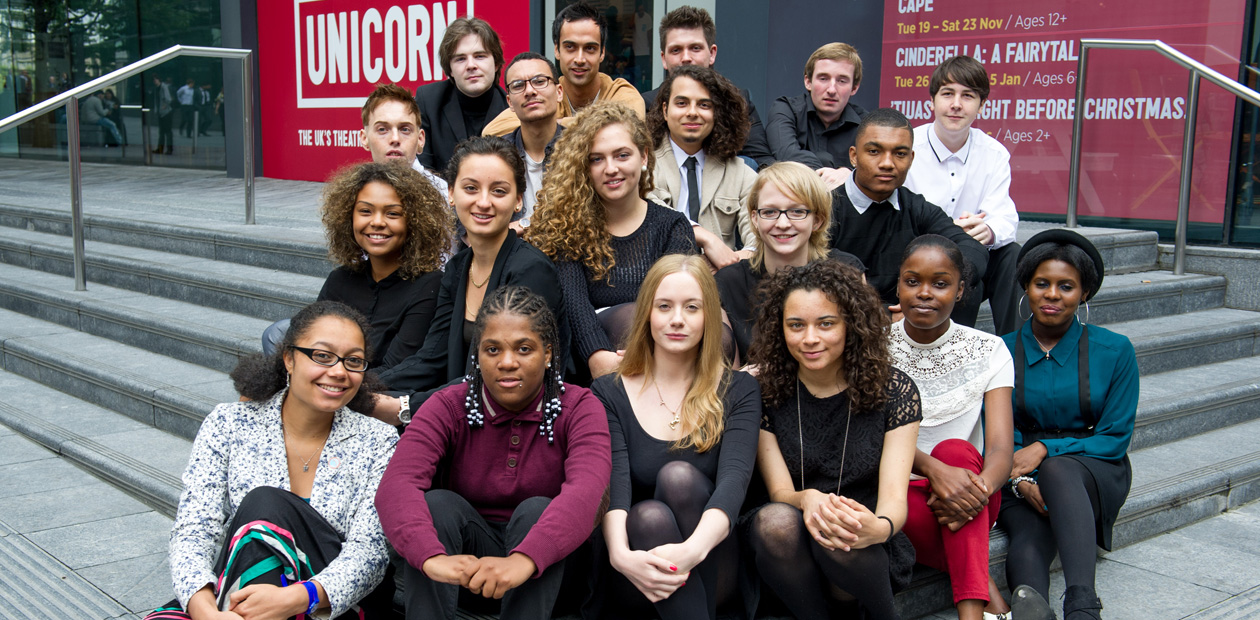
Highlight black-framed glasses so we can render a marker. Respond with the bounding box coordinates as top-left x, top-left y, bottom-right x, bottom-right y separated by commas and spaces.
756, 207, 812, 221
291, 346, 368, 372
506, 74, 555, 94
